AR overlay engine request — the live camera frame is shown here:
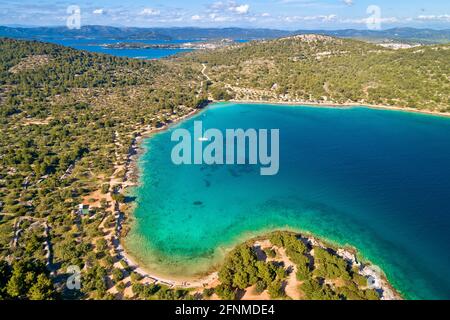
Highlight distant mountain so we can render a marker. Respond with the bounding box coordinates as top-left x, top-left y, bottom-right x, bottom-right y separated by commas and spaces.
146, 27, 291, 40
0, 25, 290, 41
0, 25, 172, 40
295, 28, 450, 44
0, 25, 449, 44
